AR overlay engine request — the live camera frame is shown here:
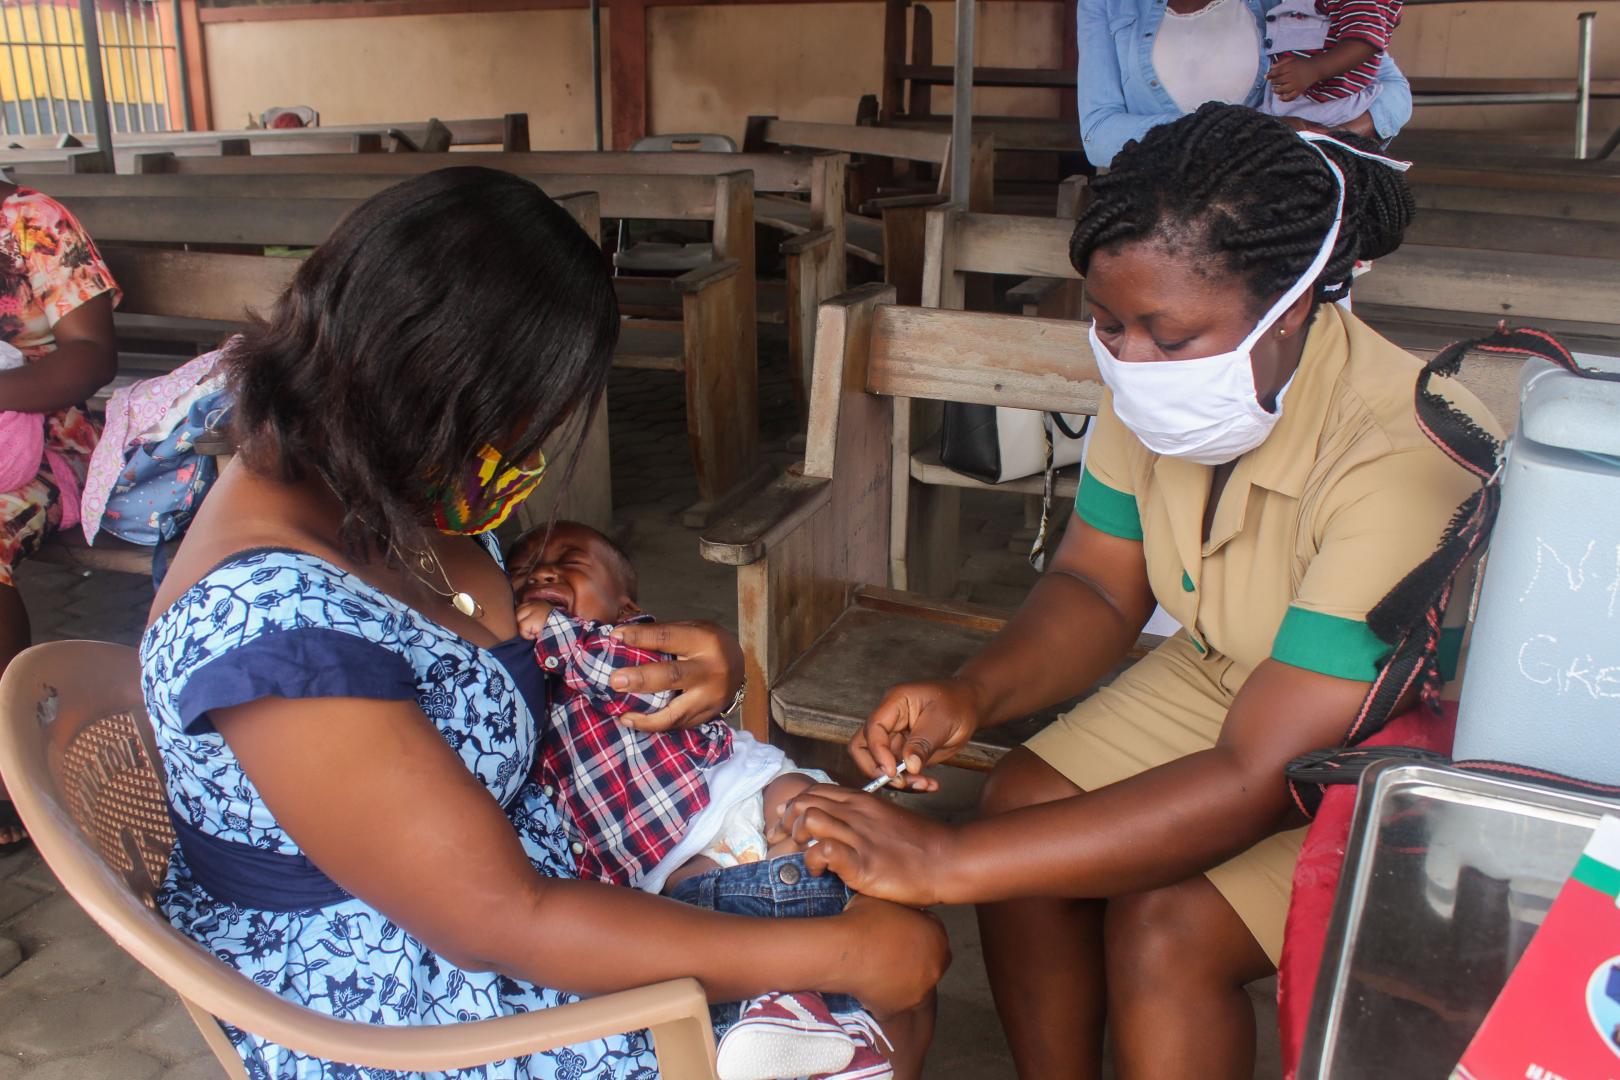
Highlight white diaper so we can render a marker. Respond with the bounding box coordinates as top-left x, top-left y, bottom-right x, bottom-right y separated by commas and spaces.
696, 763, 832, 869
636, 730, 829, 893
